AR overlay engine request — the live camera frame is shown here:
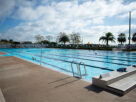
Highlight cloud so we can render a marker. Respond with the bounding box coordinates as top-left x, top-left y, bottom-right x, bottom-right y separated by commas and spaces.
12, 0, 136, 21
0, 0, 136, 44
119, 10, 136, 18
13, 6, 39, 20
2, 22, 136, 44
85, 24, 136, 44
0, 0, 15, 20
